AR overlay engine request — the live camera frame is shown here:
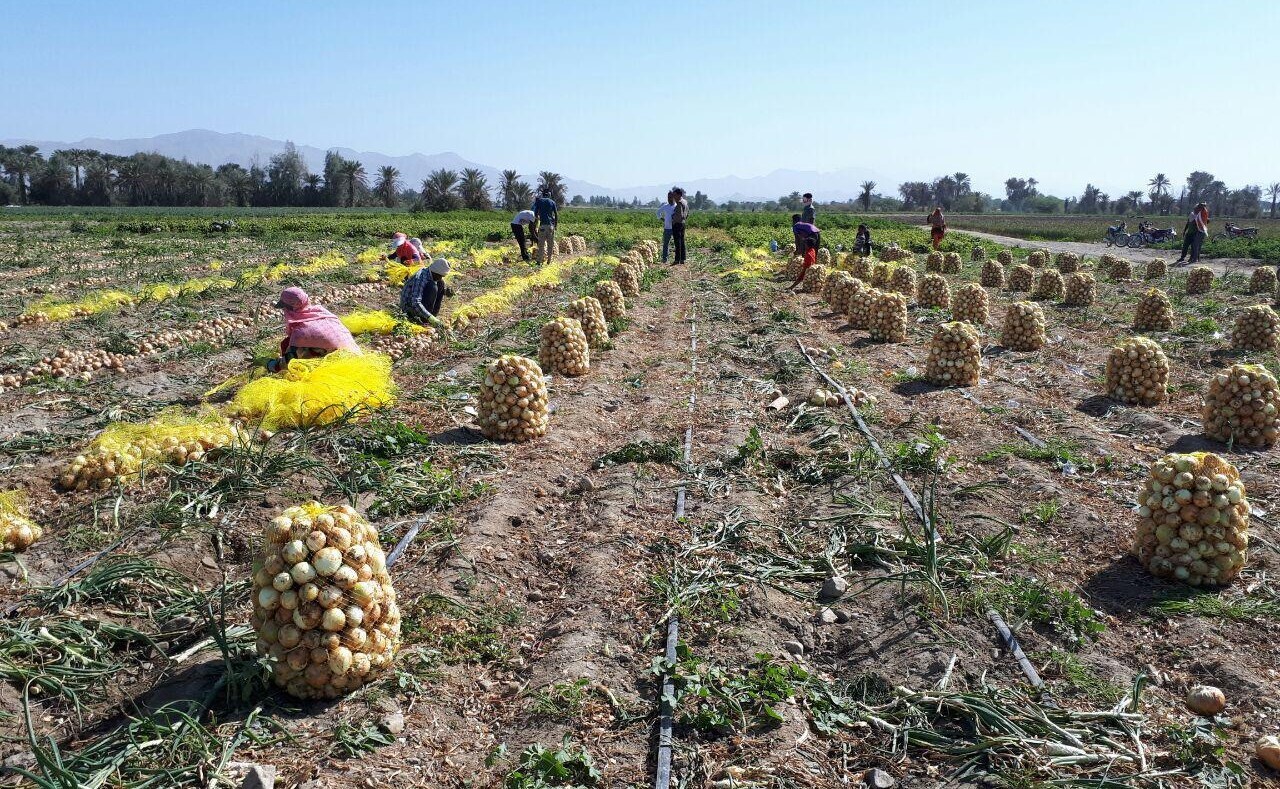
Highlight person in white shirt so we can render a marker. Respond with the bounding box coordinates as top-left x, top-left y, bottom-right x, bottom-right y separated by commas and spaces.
655, 191, 677, 263
511, 209, 537, 262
